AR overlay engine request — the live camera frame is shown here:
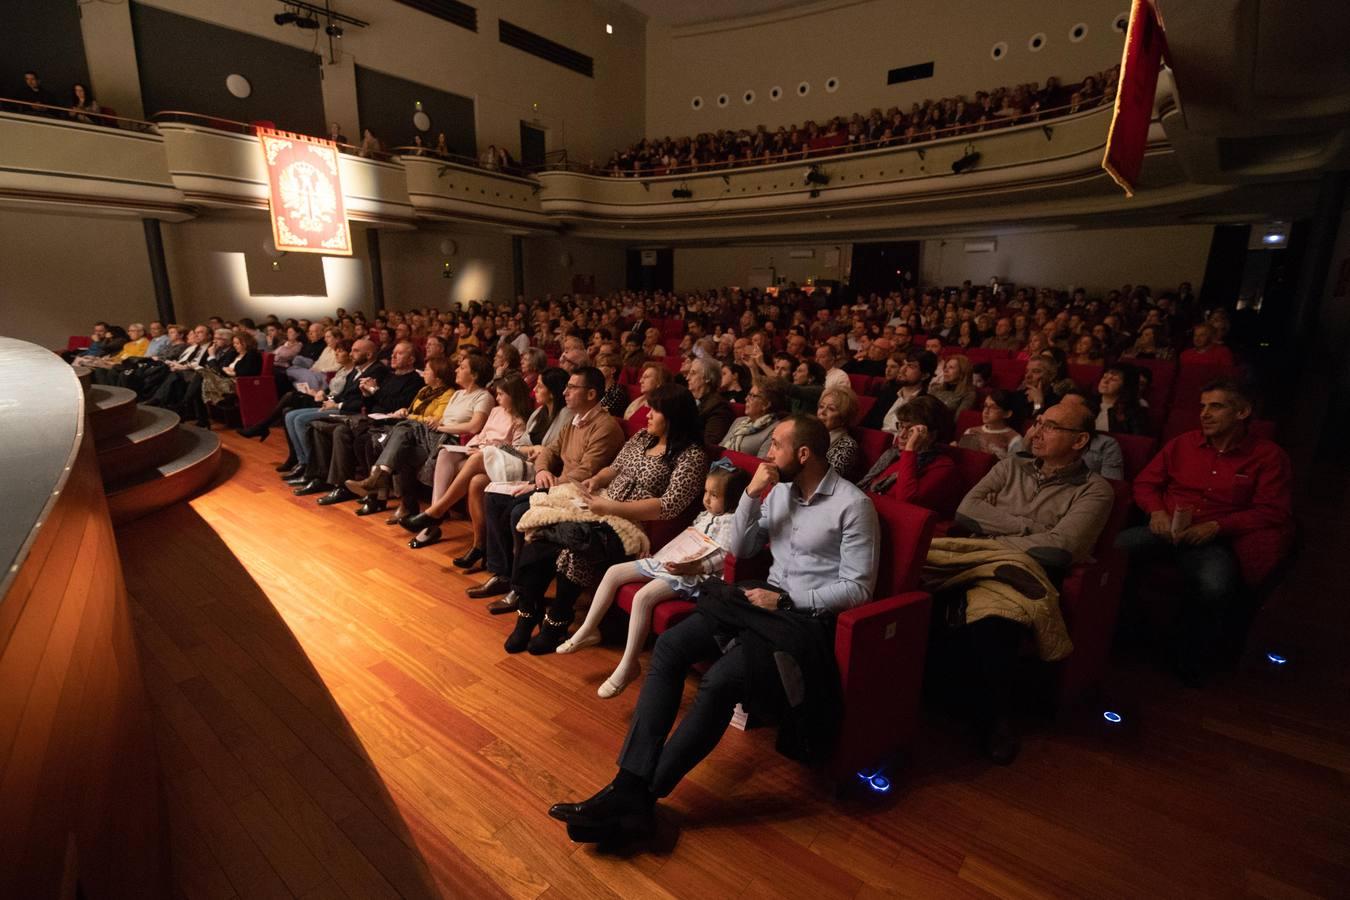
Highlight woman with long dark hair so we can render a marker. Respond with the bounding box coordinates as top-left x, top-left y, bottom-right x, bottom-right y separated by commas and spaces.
505, 383, 708, 655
